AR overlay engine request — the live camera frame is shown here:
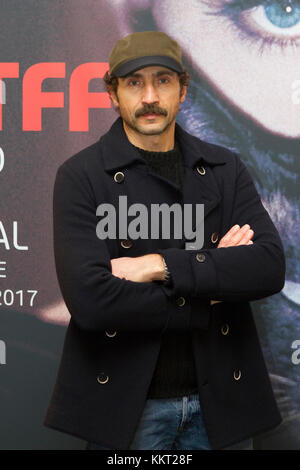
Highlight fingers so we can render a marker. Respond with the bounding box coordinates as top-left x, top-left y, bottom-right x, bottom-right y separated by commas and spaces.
218, 224, 254, 248
237, 227, 254, 246
217, 224, 239, 247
